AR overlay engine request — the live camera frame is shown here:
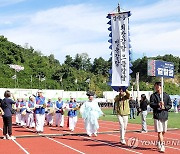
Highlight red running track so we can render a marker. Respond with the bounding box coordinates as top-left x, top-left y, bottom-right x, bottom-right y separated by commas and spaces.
0, 115, 180, 154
